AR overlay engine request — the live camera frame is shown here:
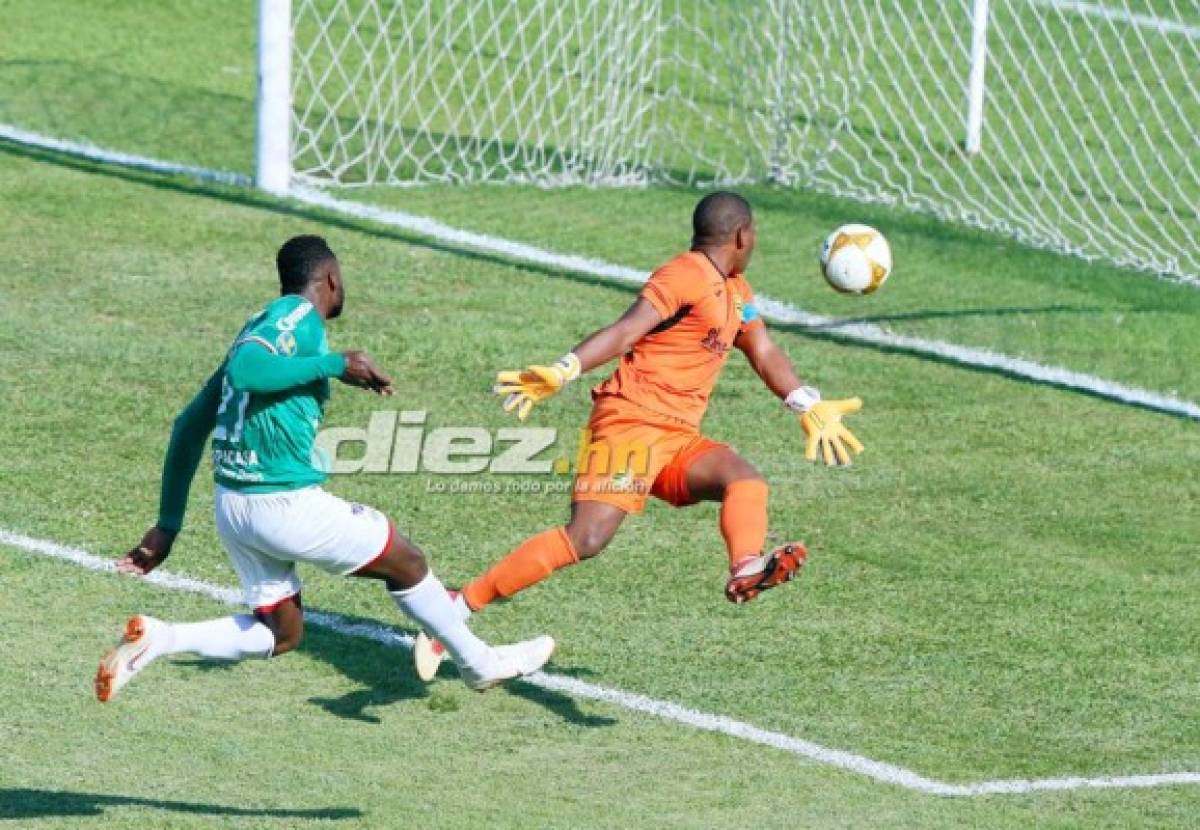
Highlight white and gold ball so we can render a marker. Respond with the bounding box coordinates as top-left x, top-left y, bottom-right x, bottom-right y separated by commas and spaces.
819, 224, 892, 295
